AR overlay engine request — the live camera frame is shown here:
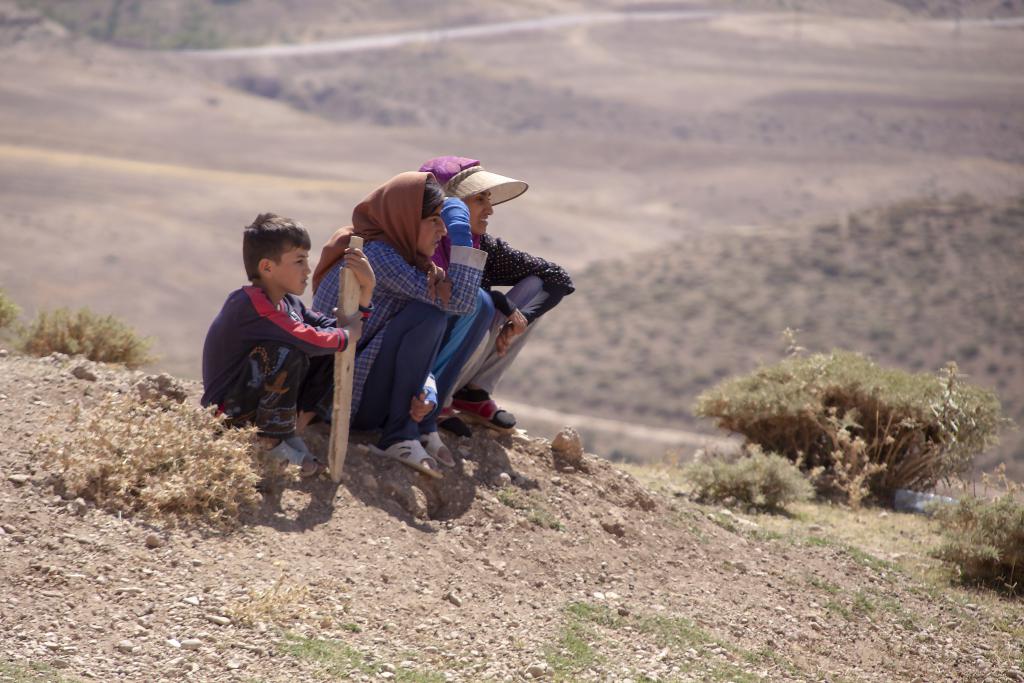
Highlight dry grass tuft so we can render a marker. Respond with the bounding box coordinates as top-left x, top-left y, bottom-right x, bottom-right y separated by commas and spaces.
51, 392, 262, 526
22, 307, 152, 367
684, 445, 815, 512
227, 575, 311, 628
